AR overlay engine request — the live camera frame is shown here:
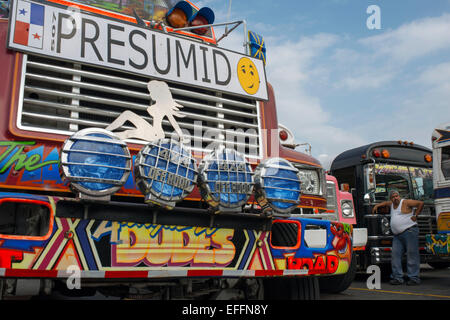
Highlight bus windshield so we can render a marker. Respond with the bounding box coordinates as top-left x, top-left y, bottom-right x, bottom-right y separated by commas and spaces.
372, 163, 433, 203
0, 0, 179, 20
442, 145, 450, 179
1, 1, 9, 18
